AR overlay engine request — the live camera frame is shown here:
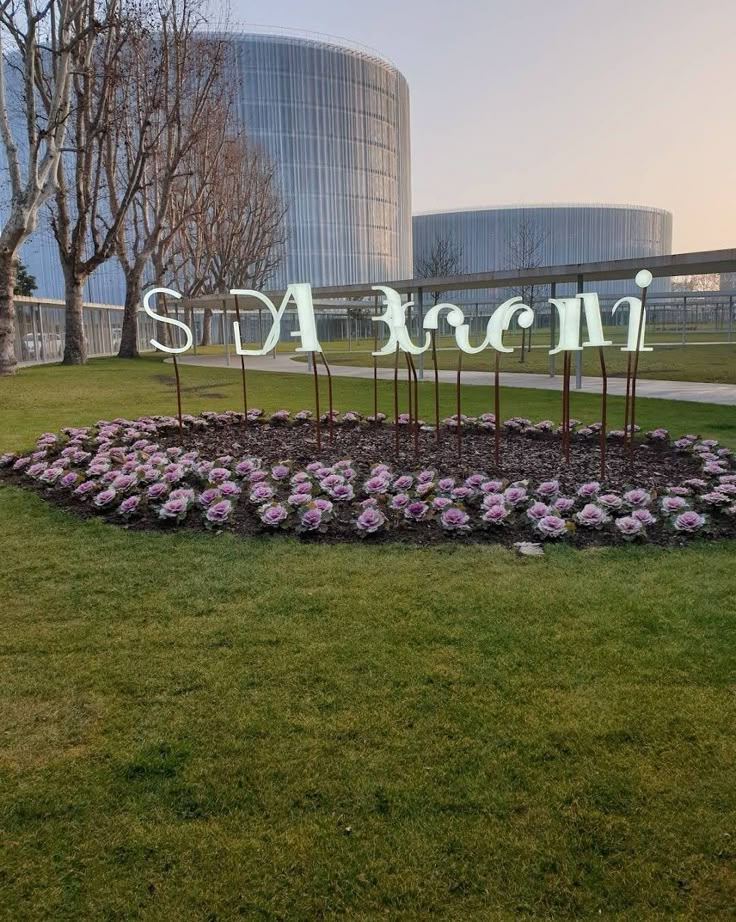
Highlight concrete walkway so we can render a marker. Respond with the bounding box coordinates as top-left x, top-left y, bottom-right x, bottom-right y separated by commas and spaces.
172, 352, 736, 406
